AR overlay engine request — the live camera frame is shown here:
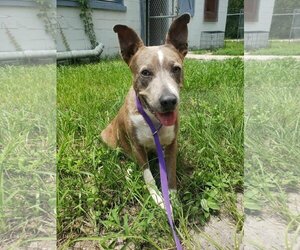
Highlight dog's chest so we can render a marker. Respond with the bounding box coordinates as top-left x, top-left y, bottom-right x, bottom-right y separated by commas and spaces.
130, 114, 175, 148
